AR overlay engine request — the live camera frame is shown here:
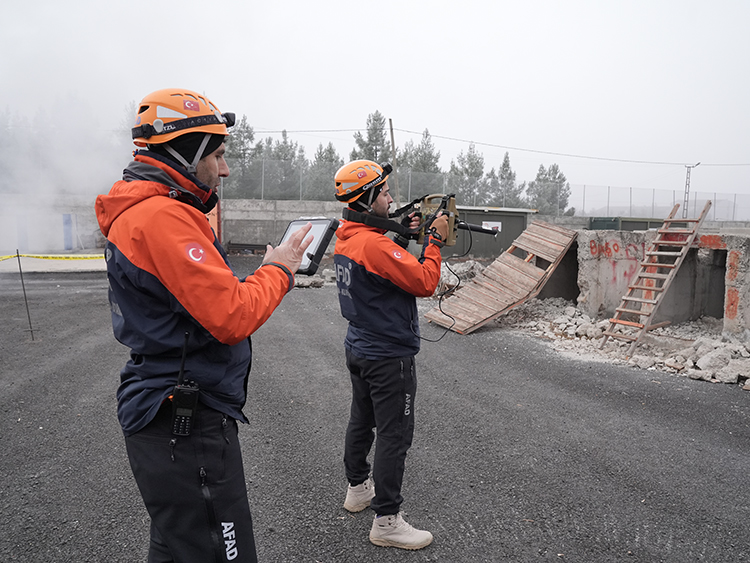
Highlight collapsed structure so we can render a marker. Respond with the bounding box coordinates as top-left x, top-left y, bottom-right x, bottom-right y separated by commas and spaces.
414, 200, 750, 388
